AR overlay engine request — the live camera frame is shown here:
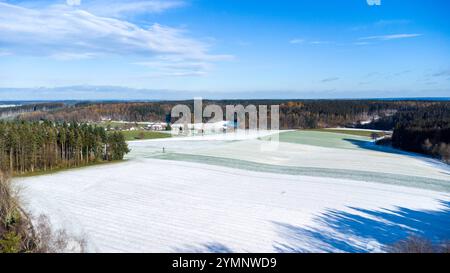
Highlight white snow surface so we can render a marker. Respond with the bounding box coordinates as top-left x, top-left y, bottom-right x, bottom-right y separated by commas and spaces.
162, 129, 283, 141
128, 136, 450, 182
0, 104, 19, 108
17, 130, 450, 253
